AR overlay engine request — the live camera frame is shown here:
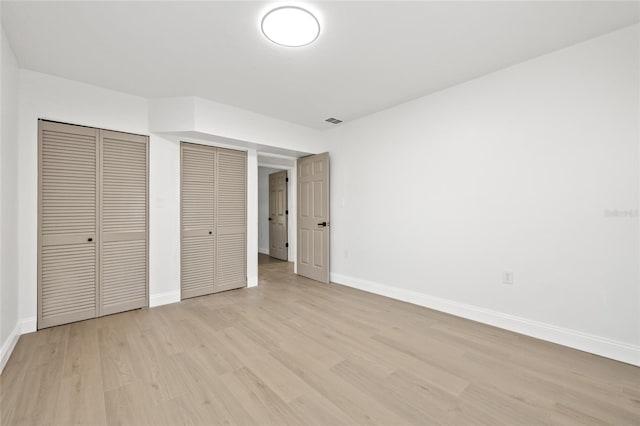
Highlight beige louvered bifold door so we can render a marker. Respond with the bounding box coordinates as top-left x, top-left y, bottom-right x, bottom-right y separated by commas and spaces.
180, 143, 246, 299
39, 120, 149, 329
100, 130, 148, 315
181, 143, 216, 299
216, 148, 247, 292
38, 121, 99, 328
